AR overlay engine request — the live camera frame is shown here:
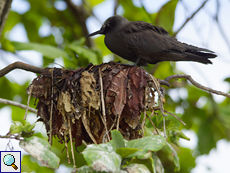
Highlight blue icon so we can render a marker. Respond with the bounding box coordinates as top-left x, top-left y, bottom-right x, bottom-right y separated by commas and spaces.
3, 154, 18, 170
